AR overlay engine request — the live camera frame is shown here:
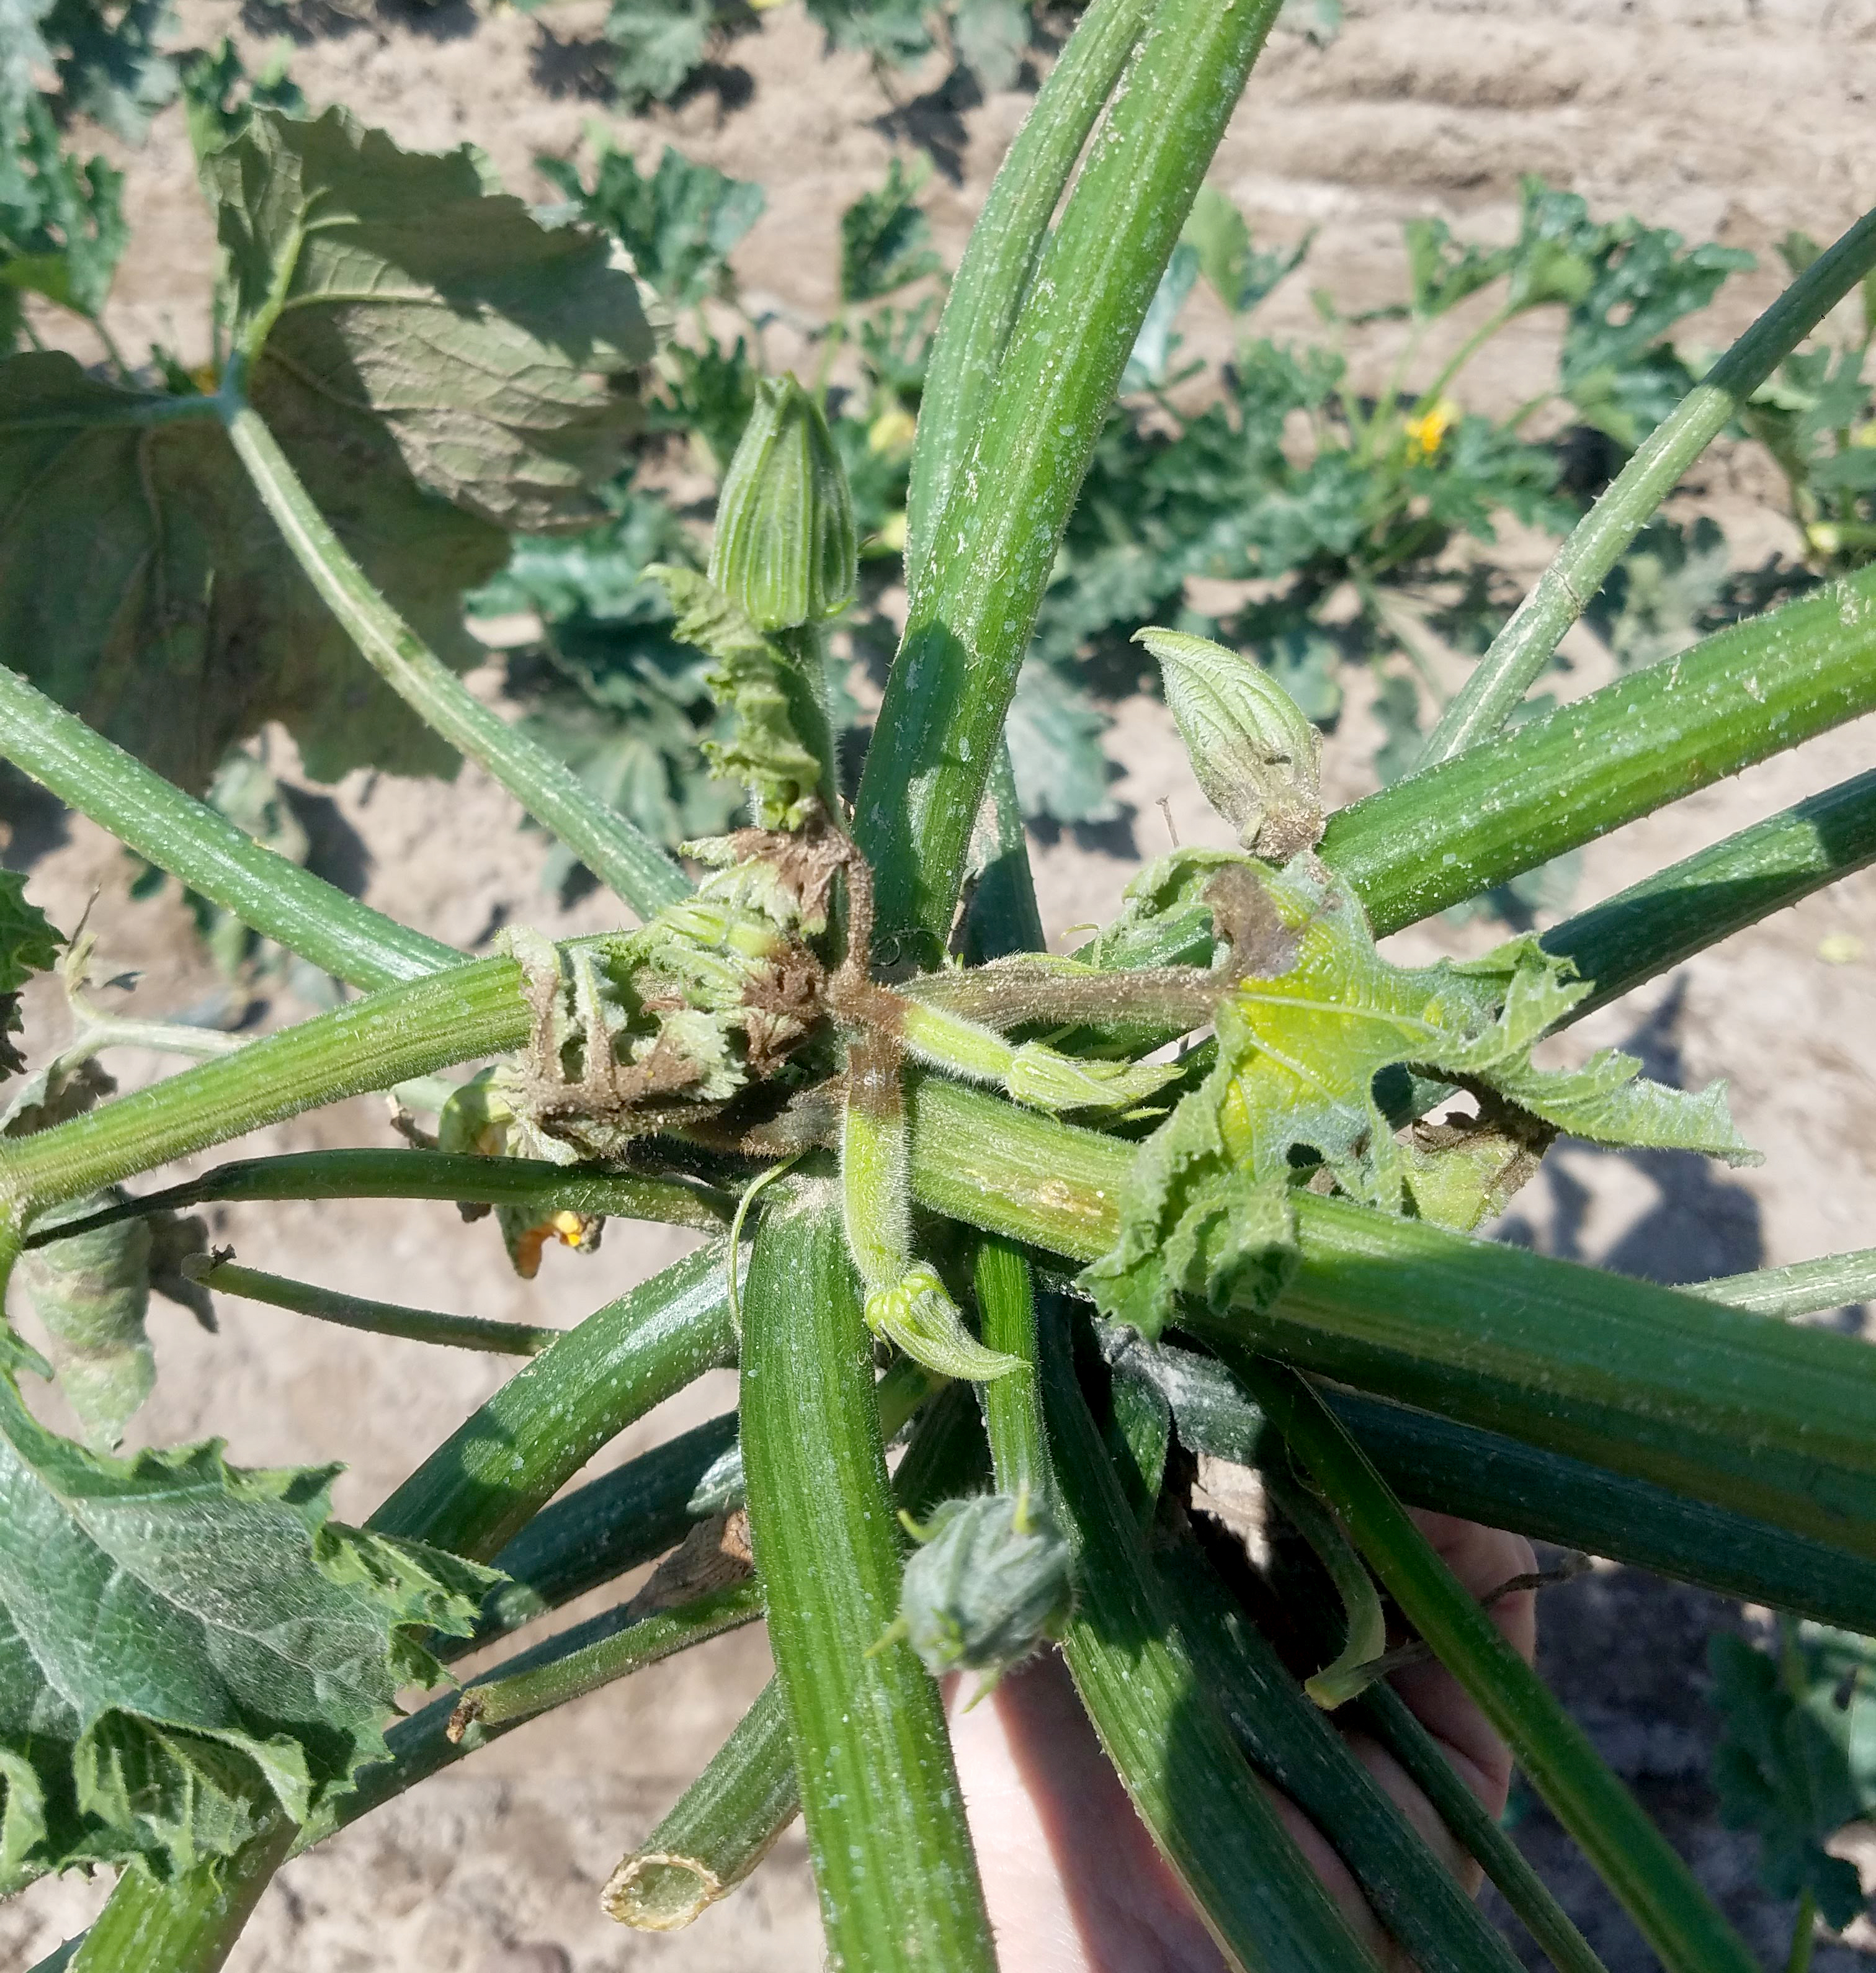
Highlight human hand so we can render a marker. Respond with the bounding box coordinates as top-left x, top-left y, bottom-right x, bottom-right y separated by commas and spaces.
945, 1510, 1537, 1973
